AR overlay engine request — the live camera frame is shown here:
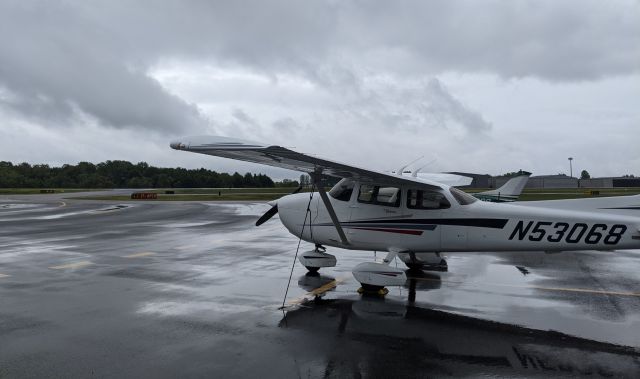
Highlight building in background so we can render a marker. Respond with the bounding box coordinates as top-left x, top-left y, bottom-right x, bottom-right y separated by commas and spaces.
484, 175, 640, 189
